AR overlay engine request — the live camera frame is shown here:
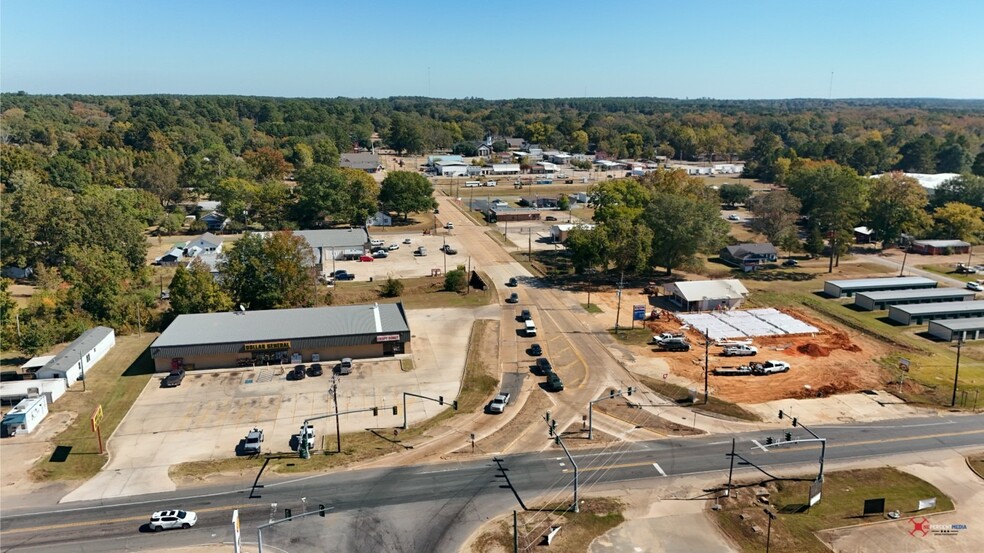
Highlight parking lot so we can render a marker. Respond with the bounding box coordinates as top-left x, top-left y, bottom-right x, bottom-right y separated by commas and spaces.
61, 307, 483, 501
326, 230, 474, 282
